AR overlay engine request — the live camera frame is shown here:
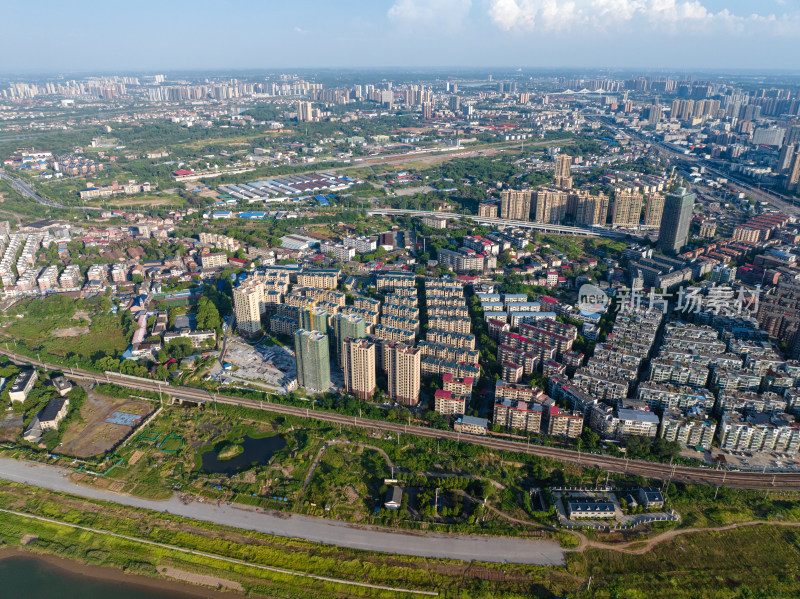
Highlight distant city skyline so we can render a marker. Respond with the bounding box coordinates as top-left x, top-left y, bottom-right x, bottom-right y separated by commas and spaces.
1, 0, 800, 73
